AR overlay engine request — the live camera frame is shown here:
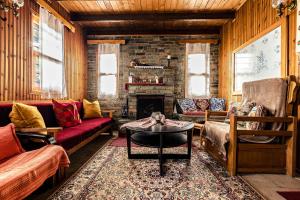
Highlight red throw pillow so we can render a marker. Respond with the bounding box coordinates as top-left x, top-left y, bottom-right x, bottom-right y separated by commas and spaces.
0, 123, 24, 162
52, 99, 82, 128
